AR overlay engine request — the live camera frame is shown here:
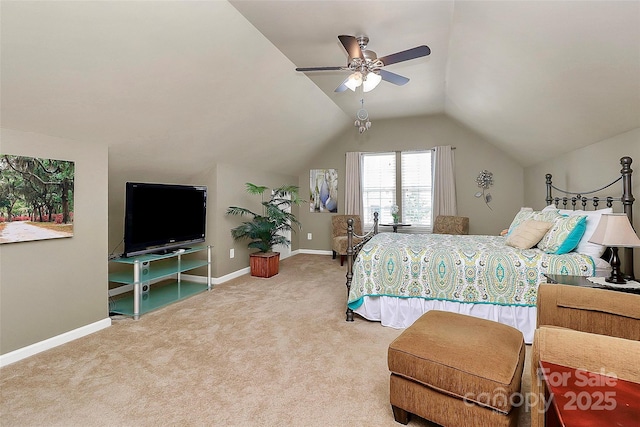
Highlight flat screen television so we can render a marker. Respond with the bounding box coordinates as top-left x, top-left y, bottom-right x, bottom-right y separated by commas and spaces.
123, 182, 207, 257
